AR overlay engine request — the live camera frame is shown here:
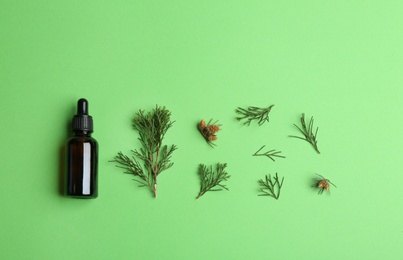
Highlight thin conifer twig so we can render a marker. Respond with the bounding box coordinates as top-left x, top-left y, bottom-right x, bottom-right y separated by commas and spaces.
258, 172, 284, 200
290, 113, 320, 154
197, 163, 230, 199
111, 106, 177, 198
252, 145, 285, 162
235, 105, 274, 126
